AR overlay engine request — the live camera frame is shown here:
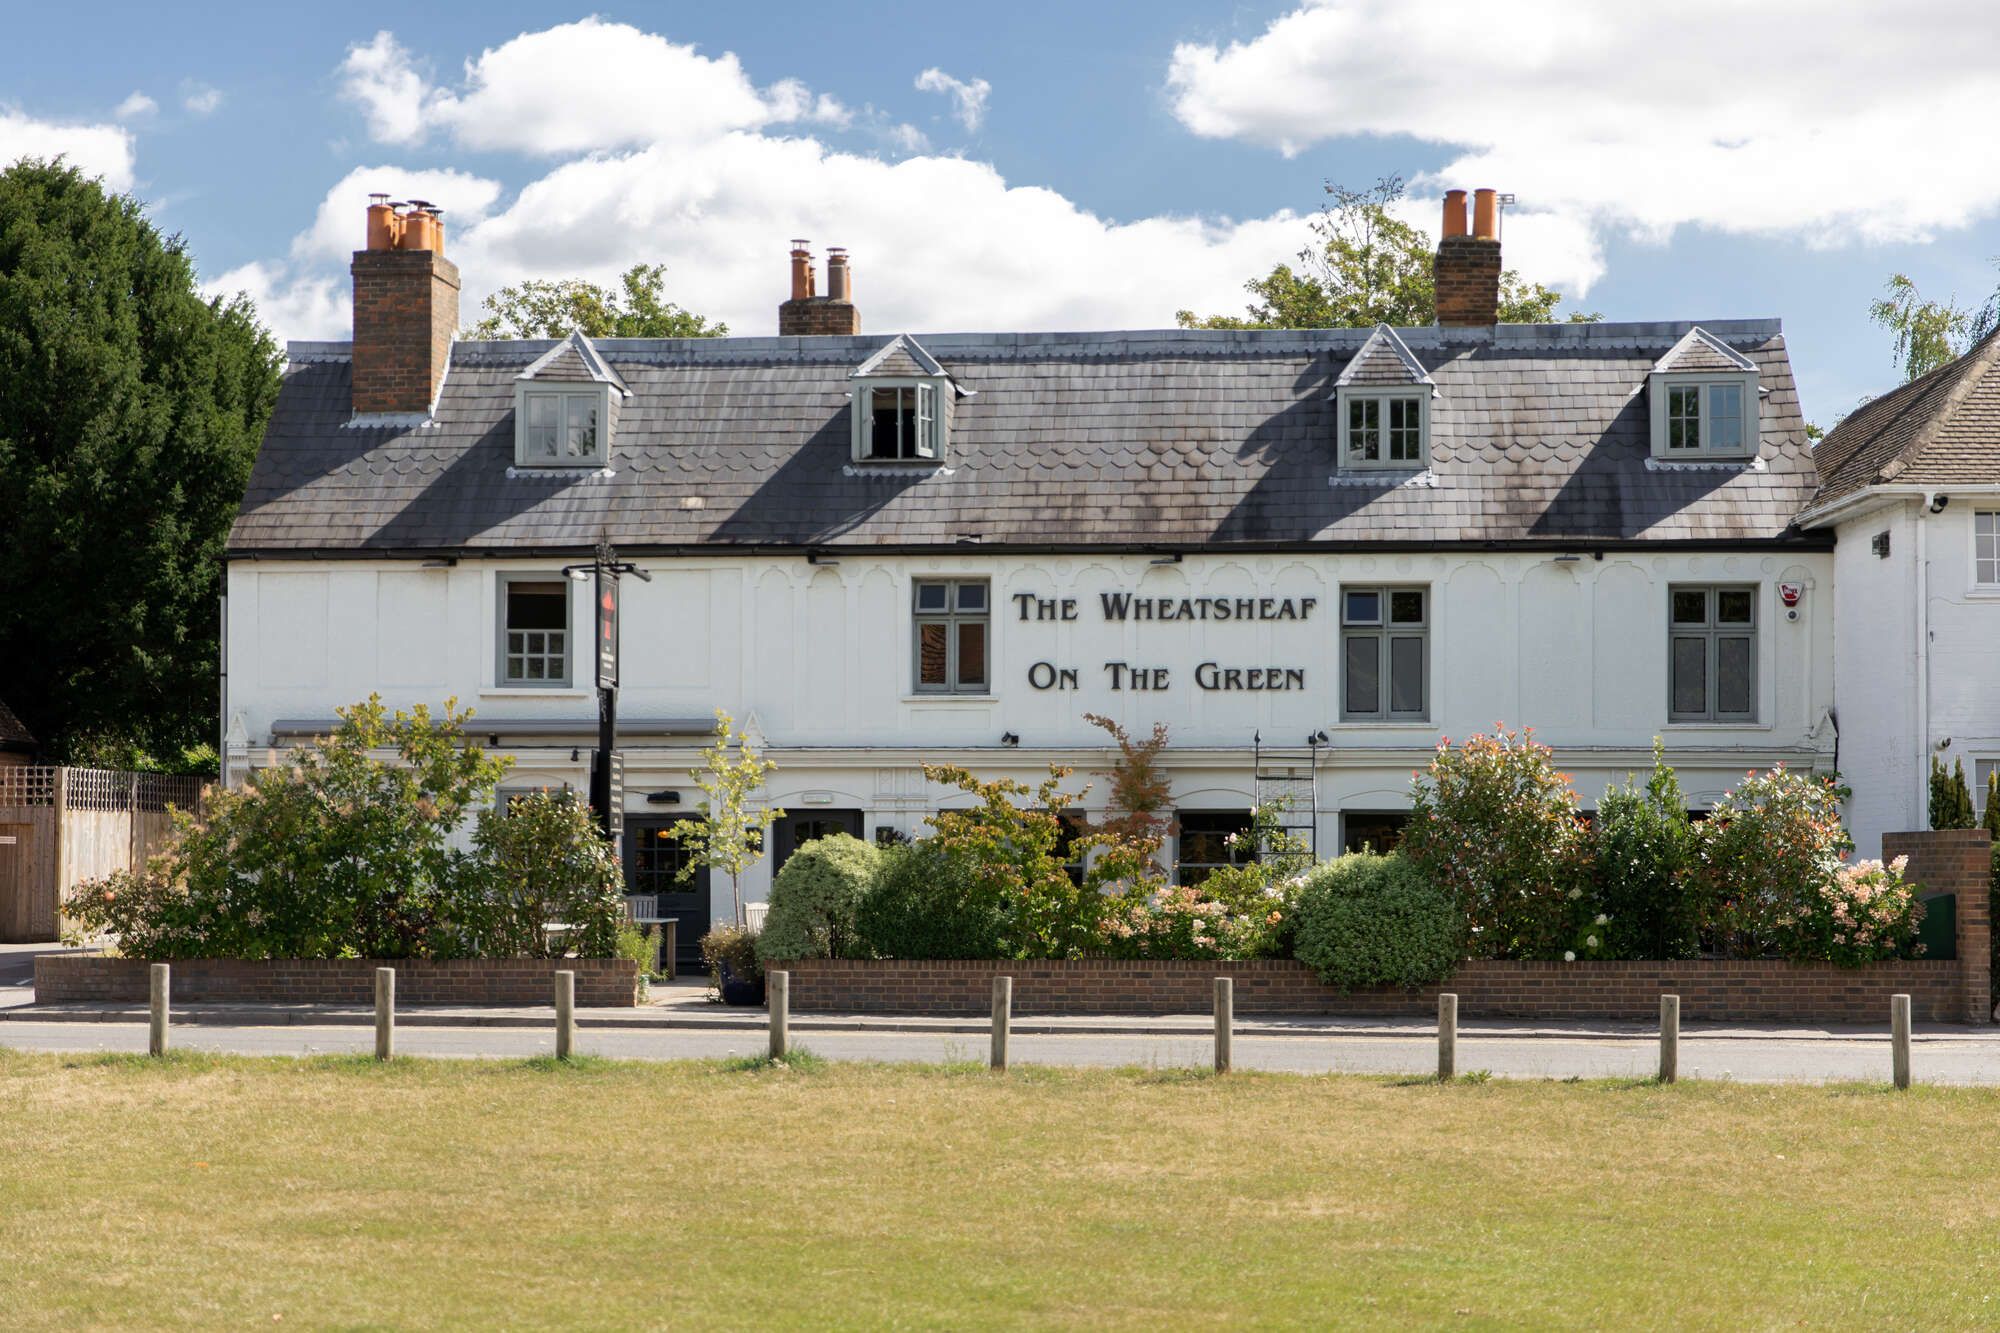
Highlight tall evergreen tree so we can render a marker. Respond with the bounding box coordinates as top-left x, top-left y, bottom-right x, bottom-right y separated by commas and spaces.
0, 160, 279, 765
